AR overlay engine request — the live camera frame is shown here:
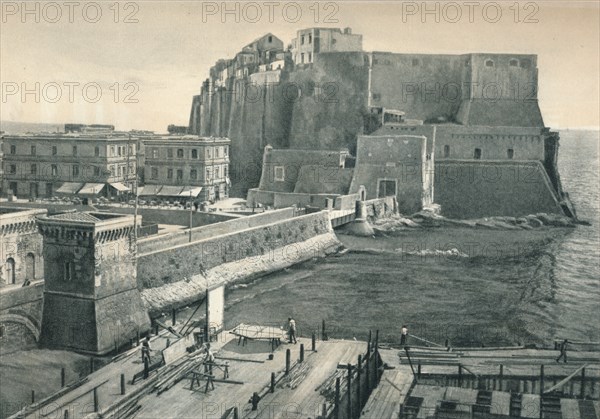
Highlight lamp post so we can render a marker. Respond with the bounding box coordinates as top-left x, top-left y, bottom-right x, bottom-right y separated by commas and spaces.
189, 189, 193, 243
